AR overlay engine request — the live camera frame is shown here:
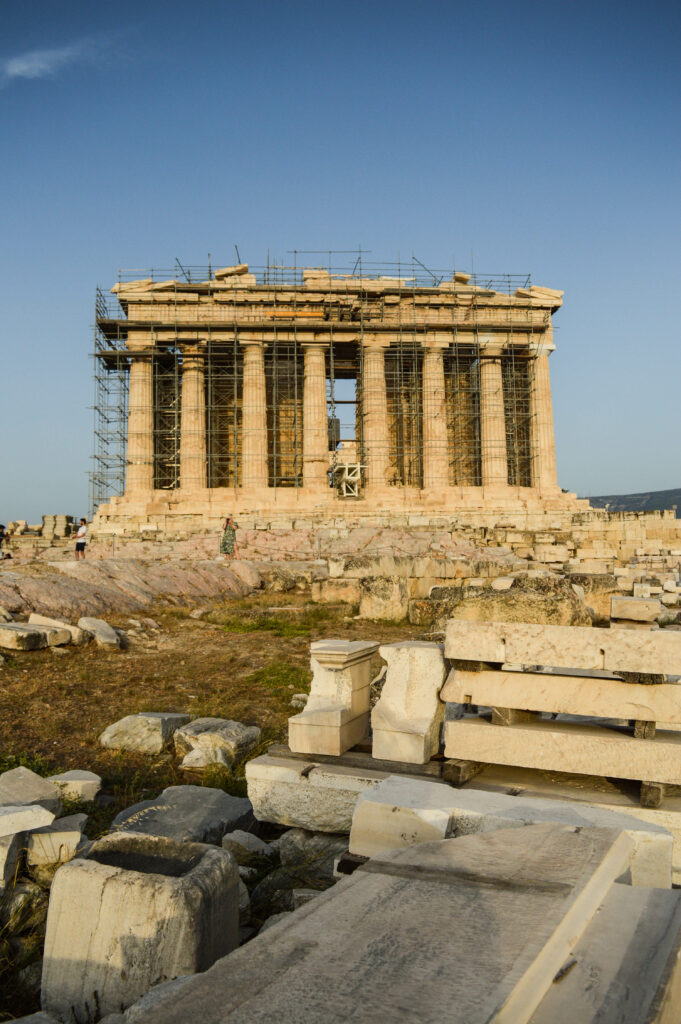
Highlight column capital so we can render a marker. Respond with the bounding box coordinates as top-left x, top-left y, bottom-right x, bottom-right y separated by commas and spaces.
239, 338, 265, 349
362, 334, 391, 349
